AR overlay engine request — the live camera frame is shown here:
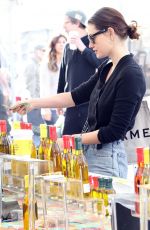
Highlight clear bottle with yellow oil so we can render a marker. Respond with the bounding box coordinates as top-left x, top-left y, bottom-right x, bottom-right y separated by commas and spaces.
142, 147, 150, 185
74, 136, 90, 199
38, 124, 47, 160
0, 120, 11, 154
23, 175, 38, 230
62, 135, 71, 178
